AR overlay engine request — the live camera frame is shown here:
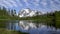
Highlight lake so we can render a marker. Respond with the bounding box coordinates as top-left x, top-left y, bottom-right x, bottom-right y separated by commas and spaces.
0, 20, 60, 34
